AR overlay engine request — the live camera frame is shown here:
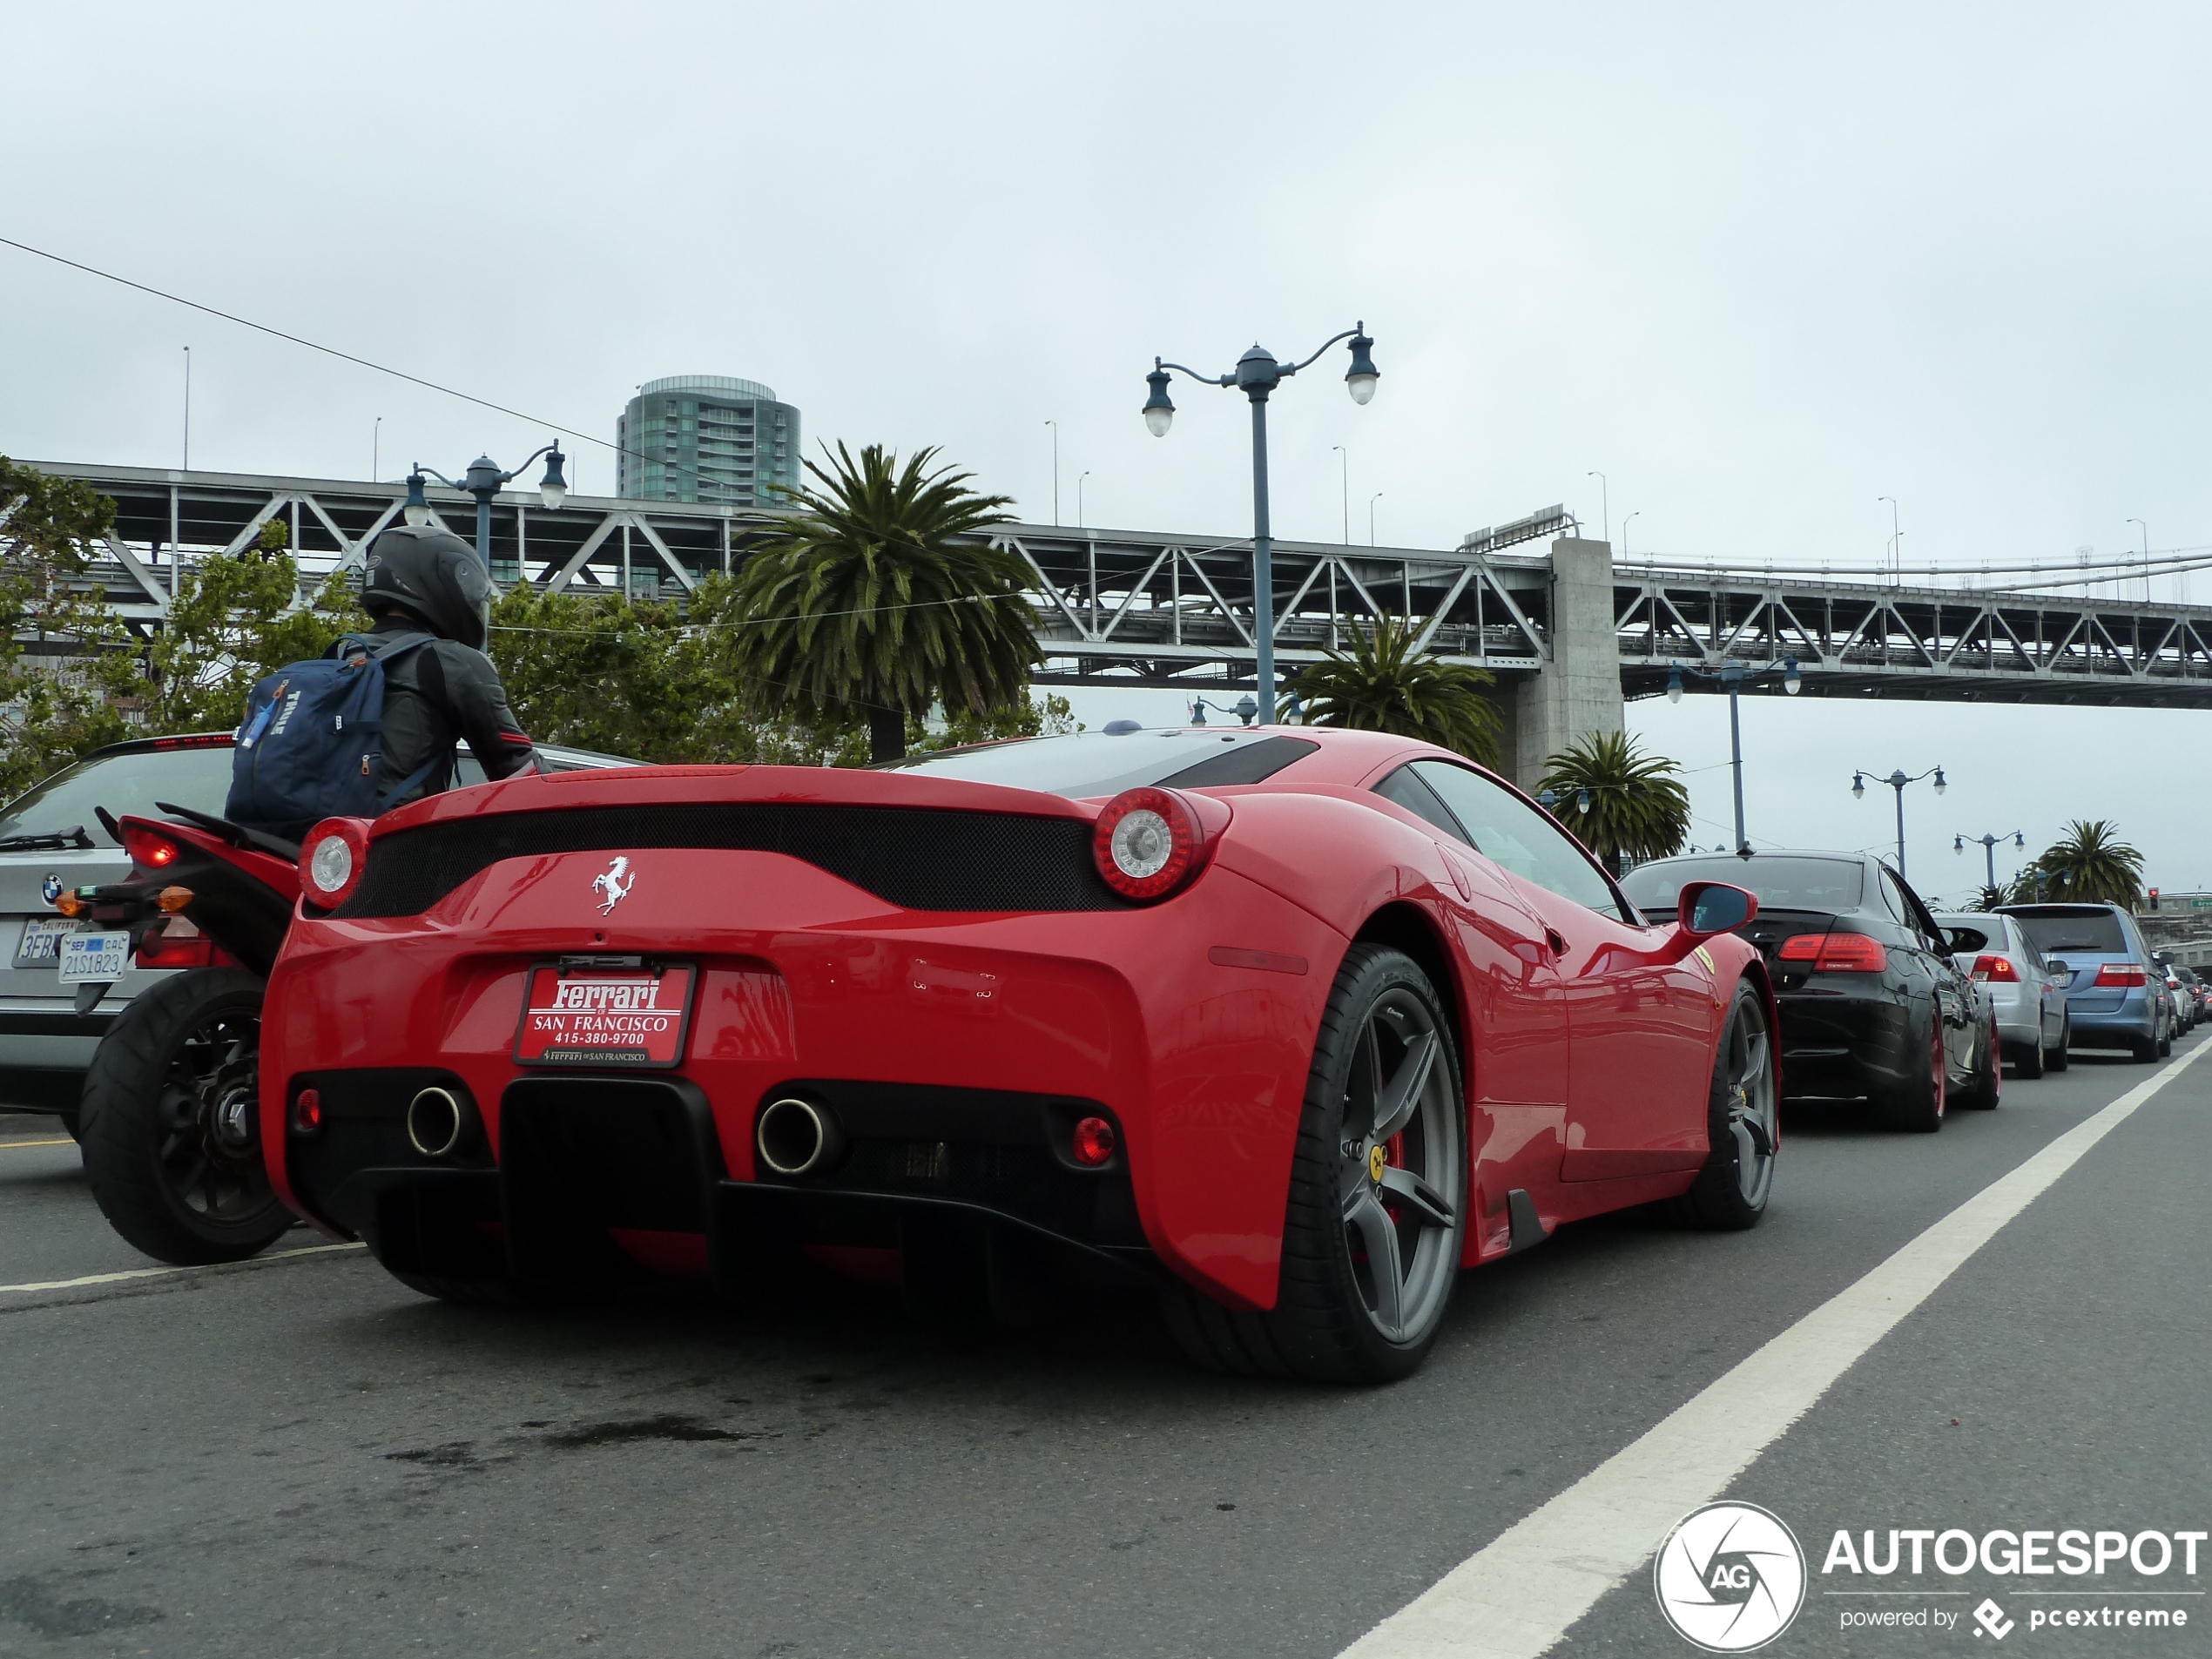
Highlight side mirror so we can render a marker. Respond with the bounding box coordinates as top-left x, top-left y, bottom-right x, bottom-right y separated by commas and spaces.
1946, 927, 1989, 956
1677, 880, 1757, 941
2046, 959, 2070, 976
